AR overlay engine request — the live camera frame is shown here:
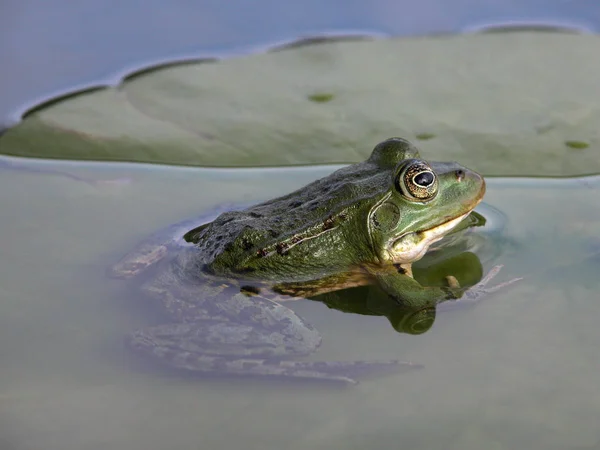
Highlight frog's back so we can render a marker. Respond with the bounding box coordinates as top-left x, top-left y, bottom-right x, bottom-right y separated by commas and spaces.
181, 138, 424, 279
185, 159, 392, 278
